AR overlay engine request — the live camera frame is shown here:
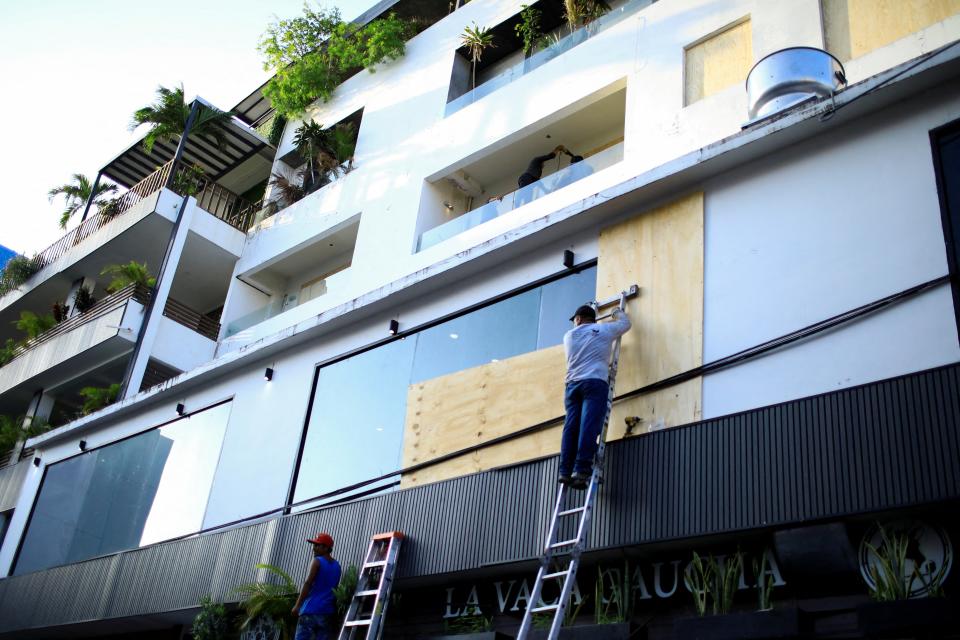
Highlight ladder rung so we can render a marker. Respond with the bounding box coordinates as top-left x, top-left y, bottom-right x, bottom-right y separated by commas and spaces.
550, 539, 579, 549
558, 506, 587, 516
363, 560, 387, 568
354, 589, 379, 597
542, 569, 571, 580
531, 604, 559, 613
344, 619, 372, 627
